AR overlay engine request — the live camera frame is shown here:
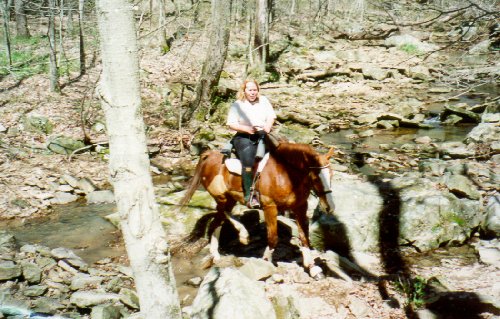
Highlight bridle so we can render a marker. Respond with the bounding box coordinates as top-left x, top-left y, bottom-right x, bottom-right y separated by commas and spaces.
308, 163, 333, 196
